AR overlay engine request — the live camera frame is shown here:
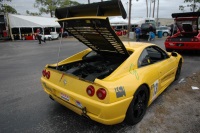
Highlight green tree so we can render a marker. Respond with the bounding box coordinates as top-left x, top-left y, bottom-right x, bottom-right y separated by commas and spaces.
179, 0, 200, 12
29, 0, 80, 17
0, 0, 17, 14
26, 10, 41, 16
